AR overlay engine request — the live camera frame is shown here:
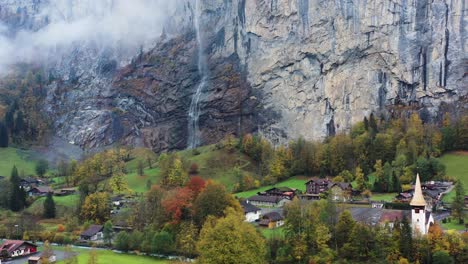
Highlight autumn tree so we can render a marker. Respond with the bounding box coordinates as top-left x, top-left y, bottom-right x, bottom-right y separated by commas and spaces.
110, 172, 129, 194
186, 176, 206, 198
335, 210, 355, 248
197, 208, 267, 264
176, 221, 199, 256
161, 154, 188, 187
40, 241, 53, 264
193, 181, 237, 226
162, 187, 193, 224
80, 192, 110, 224
355, 166, 367, 192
